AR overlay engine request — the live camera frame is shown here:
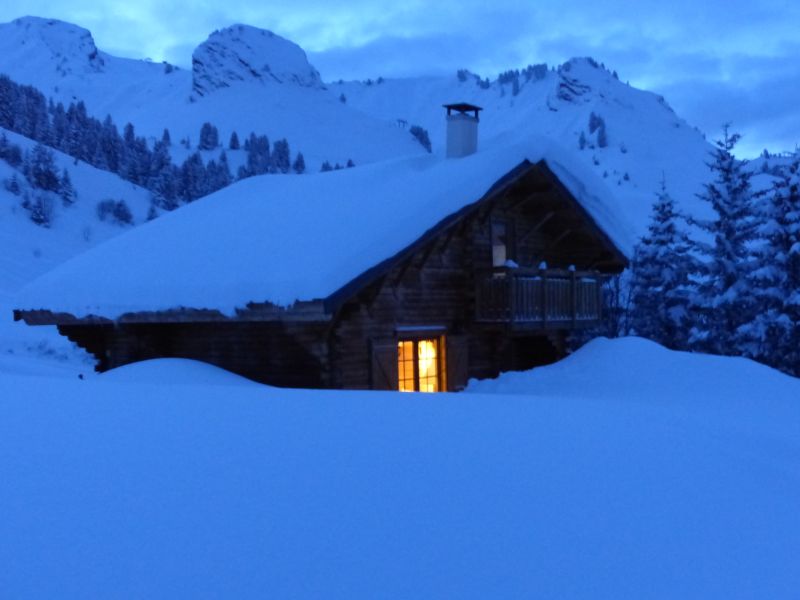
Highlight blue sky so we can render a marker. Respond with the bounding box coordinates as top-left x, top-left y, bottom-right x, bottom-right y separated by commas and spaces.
1, 0, 798, 157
